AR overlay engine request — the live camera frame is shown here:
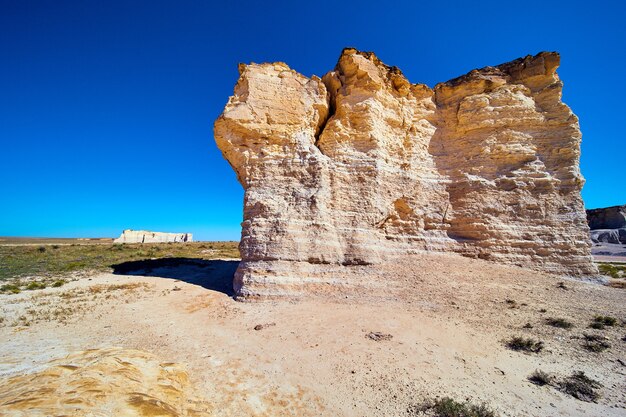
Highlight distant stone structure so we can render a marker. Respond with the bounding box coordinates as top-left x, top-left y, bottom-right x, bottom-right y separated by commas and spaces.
114, 230, 192, 243
587, 205, 626, 244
